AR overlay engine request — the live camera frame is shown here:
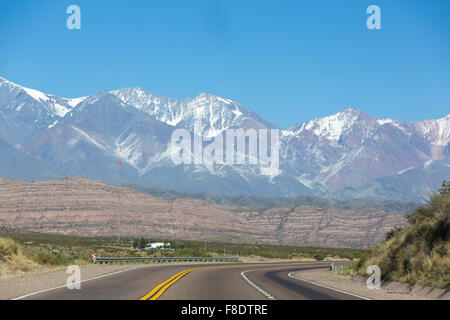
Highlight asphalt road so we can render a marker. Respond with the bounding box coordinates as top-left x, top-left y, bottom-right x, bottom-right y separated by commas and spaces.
19, 262, 365, 300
